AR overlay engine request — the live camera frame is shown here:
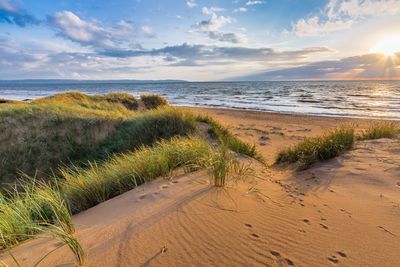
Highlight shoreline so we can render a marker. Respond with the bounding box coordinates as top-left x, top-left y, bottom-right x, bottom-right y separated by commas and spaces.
179, 104, 400, 121
182, 105, 400, 123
